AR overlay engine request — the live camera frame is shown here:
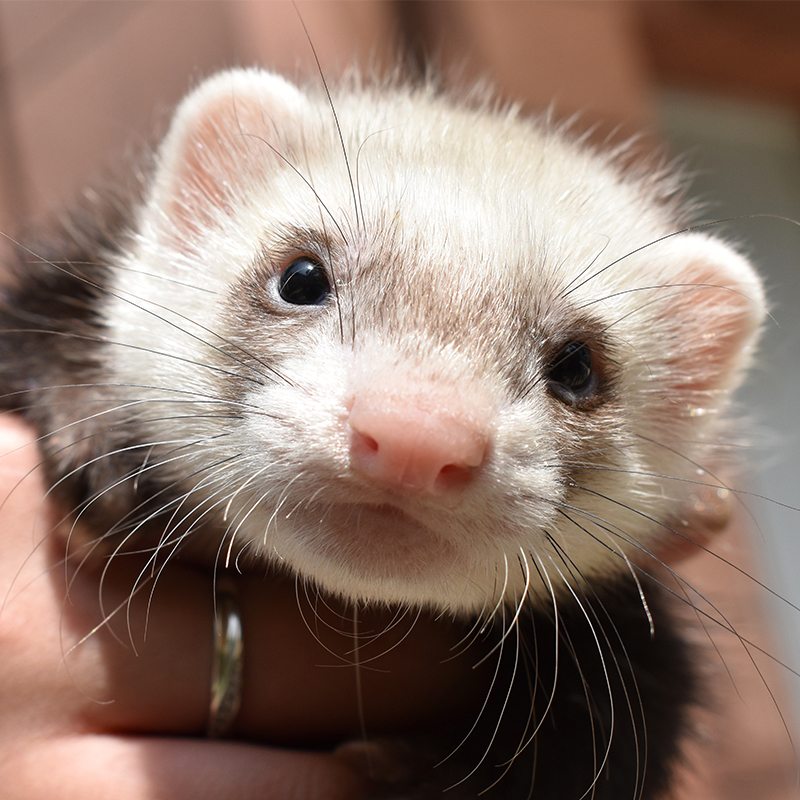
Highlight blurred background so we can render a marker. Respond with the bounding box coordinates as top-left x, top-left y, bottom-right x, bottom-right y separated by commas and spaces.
0, 2, 798, 797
